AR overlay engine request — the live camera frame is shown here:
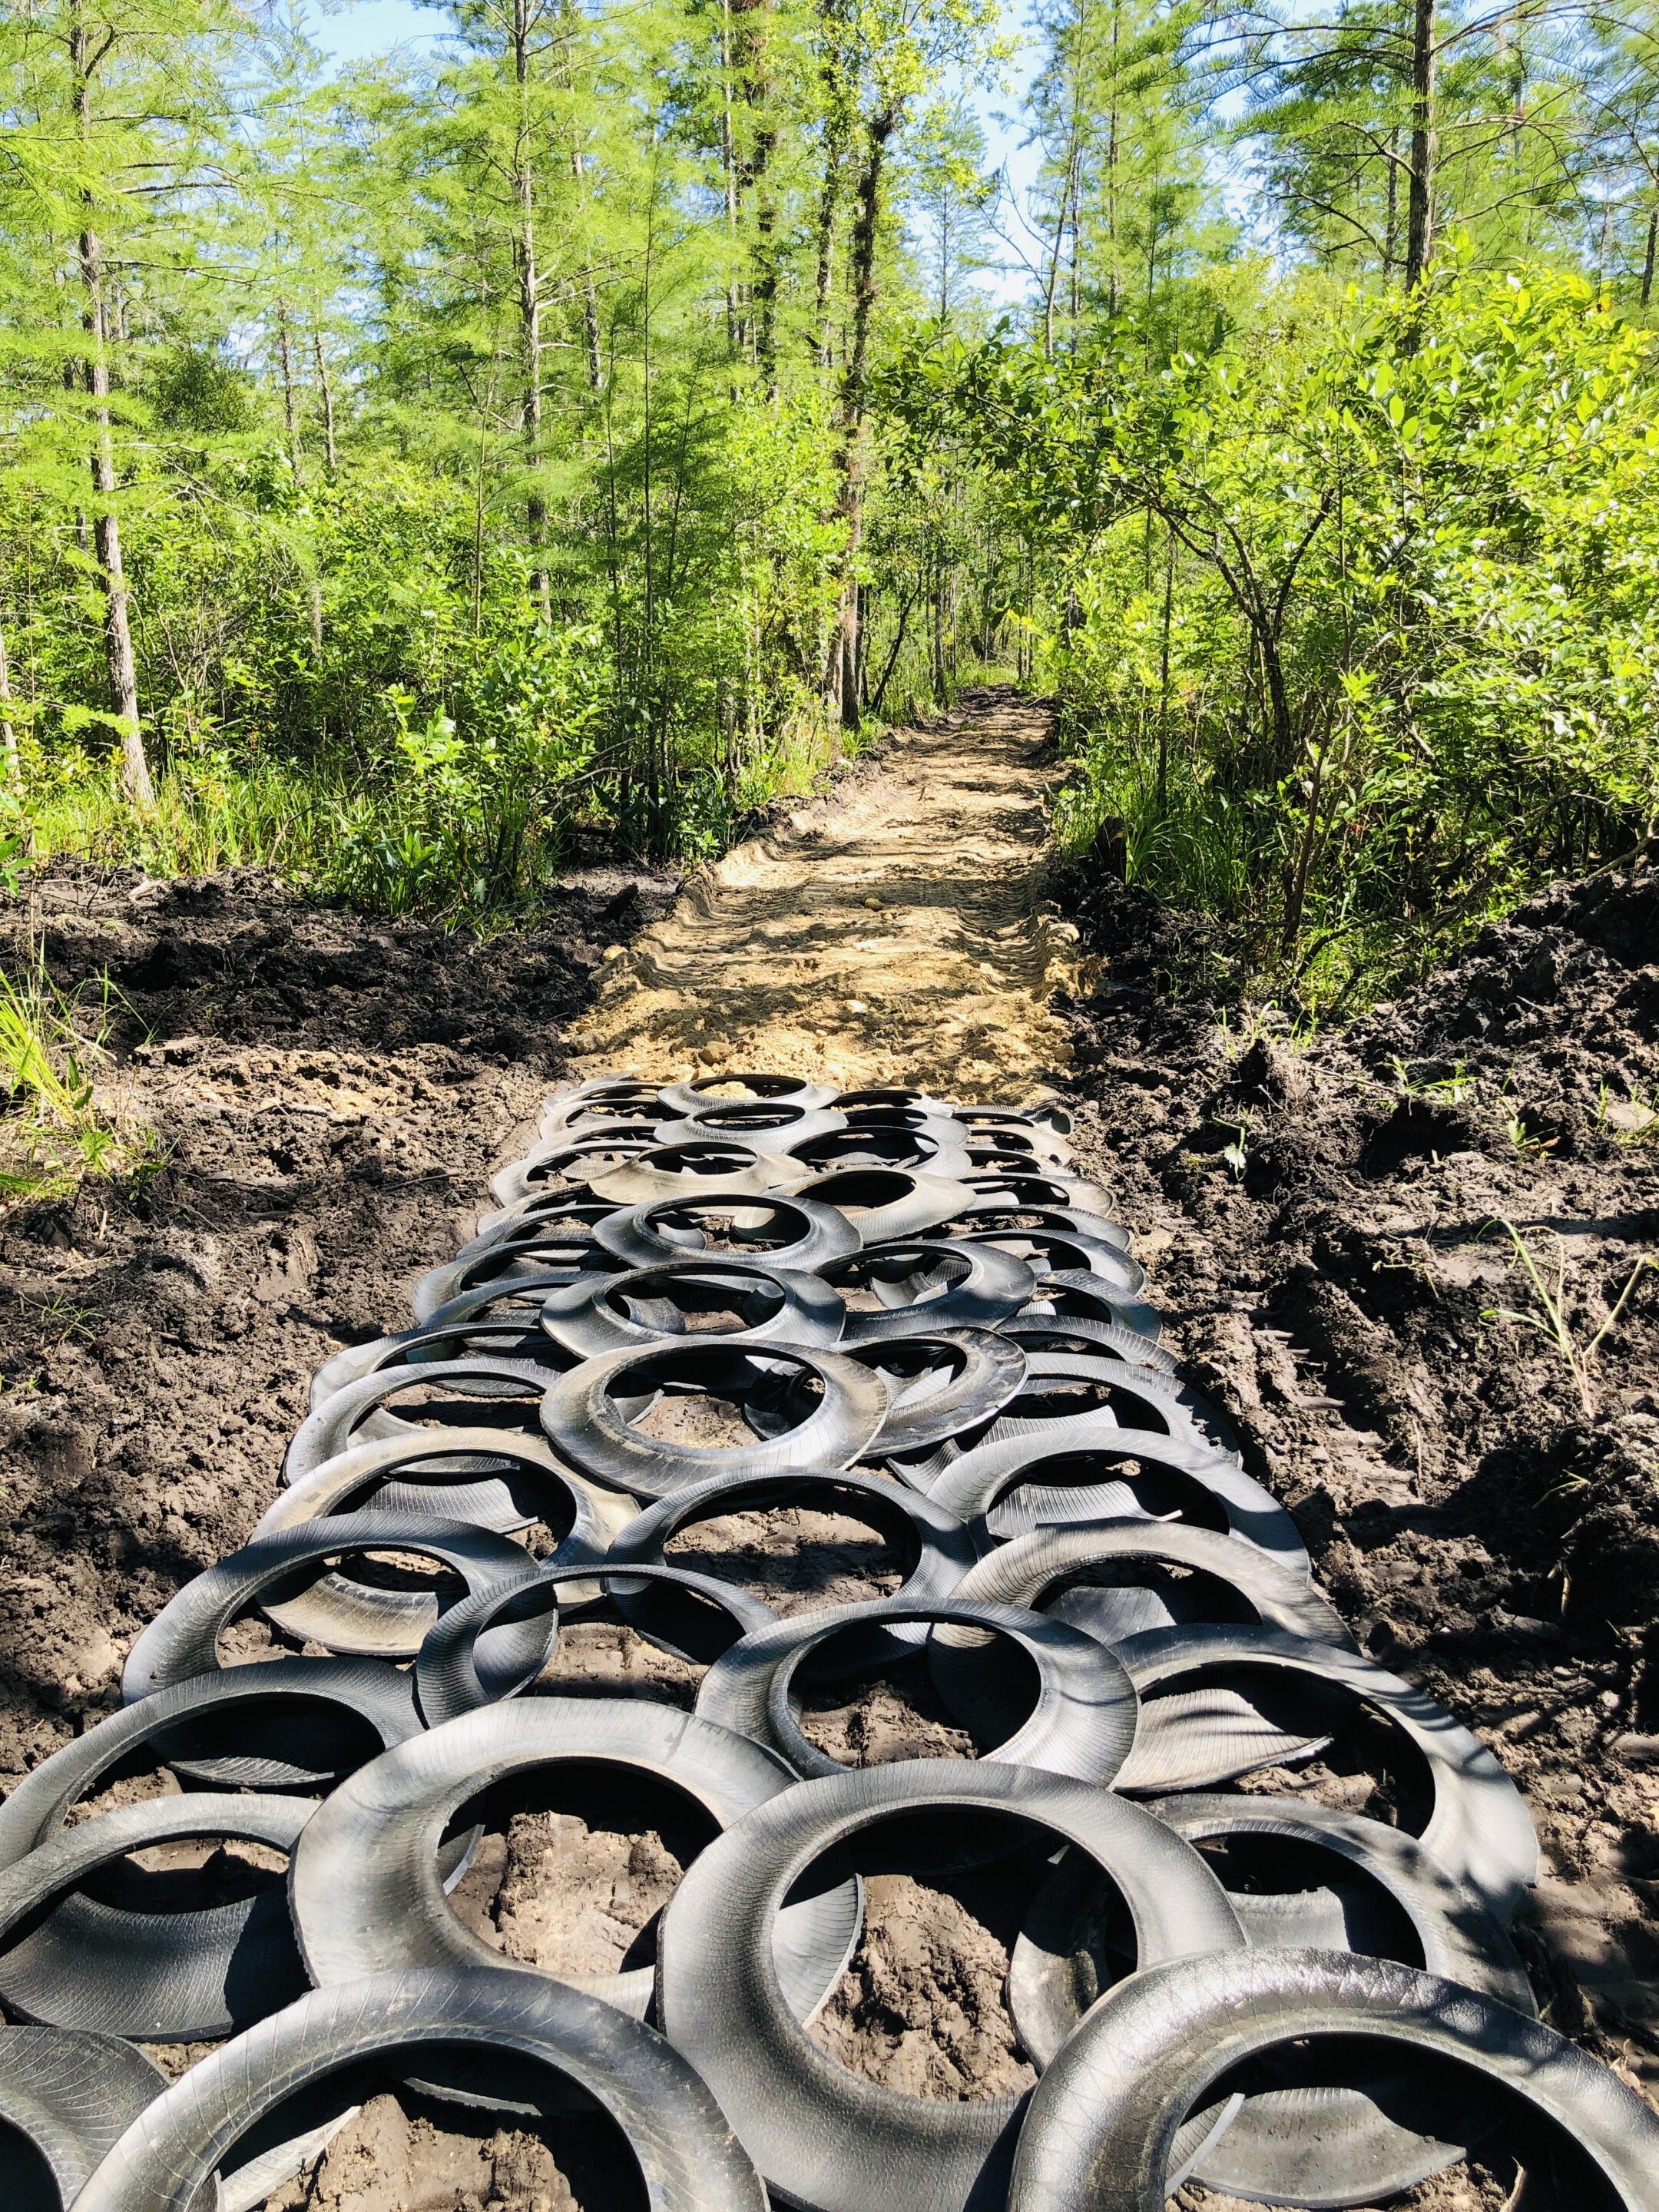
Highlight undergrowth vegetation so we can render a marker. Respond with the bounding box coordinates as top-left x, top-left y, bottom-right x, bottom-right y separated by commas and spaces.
0, 951, 156, 1207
